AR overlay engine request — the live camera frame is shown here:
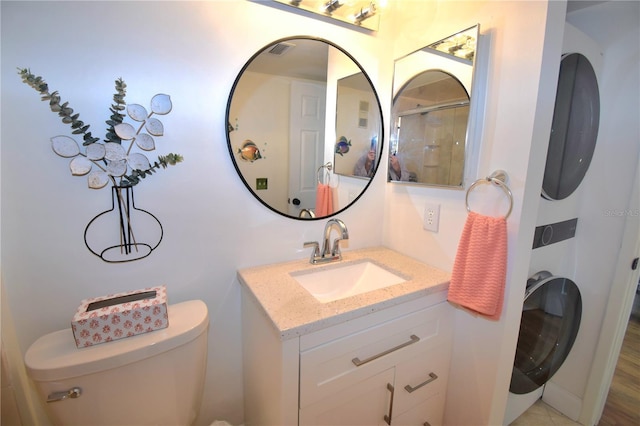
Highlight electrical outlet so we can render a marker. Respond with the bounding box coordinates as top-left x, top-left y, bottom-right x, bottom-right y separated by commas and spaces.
423, 203, 440, 232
